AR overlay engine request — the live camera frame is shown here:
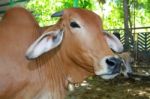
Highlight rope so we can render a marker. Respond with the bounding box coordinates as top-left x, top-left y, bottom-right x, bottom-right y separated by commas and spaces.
10, 0, 14, 7
73, 0, 79, 8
